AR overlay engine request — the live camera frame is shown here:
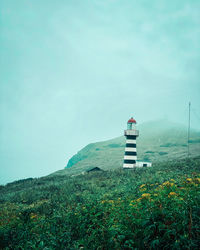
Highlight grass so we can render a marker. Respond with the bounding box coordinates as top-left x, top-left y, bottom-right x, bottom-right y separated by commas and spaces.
0, 157, 200, 249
